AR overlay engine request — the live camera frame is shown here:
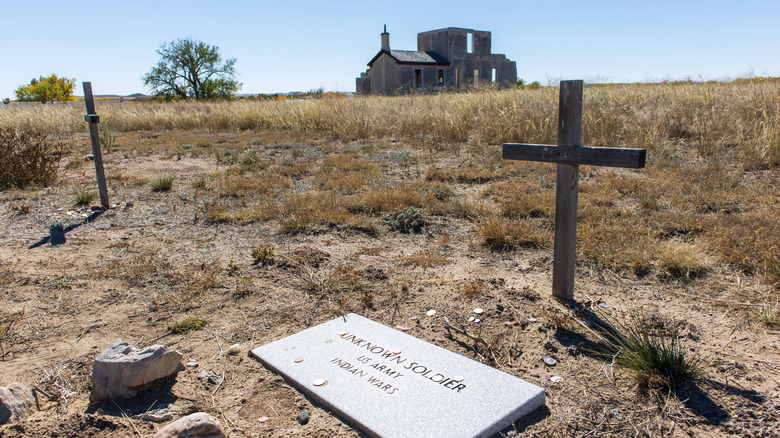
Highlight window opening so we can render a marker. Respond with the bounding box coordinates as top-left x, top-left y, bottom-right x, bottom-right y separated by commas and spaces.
414, 69, 422, 88
467, 32, 473, 54
456, 69, 462, 88
437, 70, 444, 86
491, 68, 497, 83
